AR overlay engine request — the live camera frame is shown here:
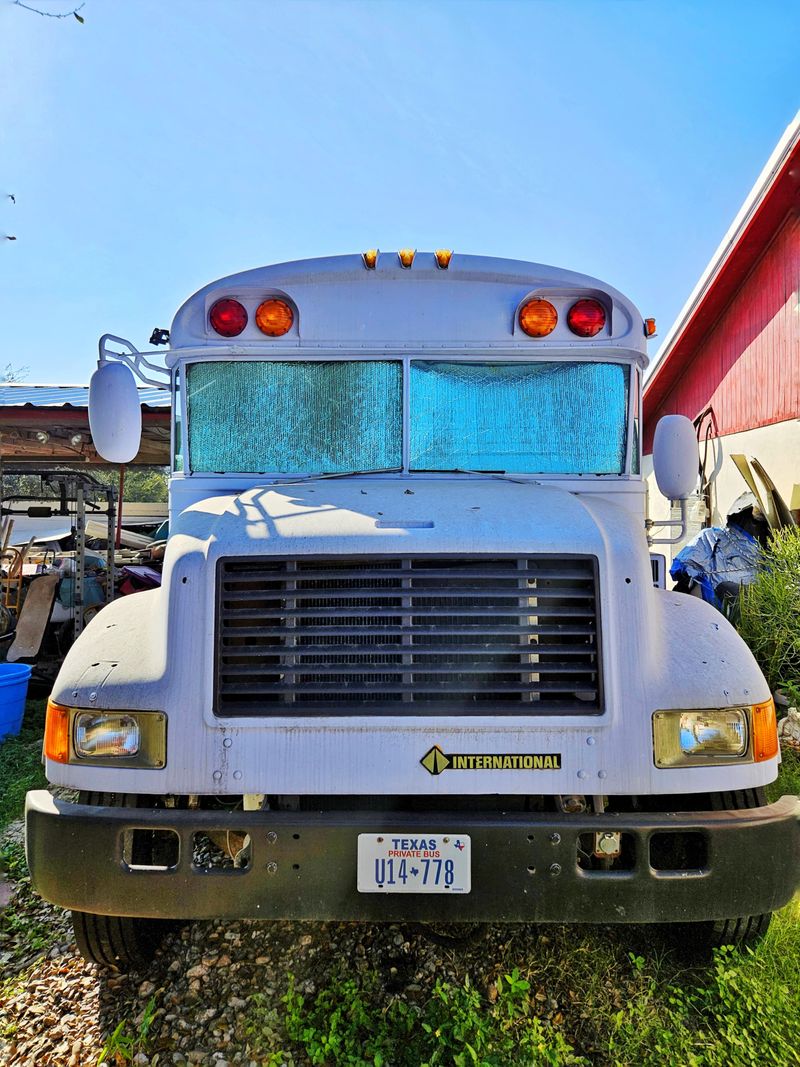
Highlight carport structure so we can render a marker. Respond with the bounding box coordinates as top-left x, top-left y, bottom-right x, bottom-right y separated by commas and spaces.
0, 384, 172, 657
0, 383, 171, 466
